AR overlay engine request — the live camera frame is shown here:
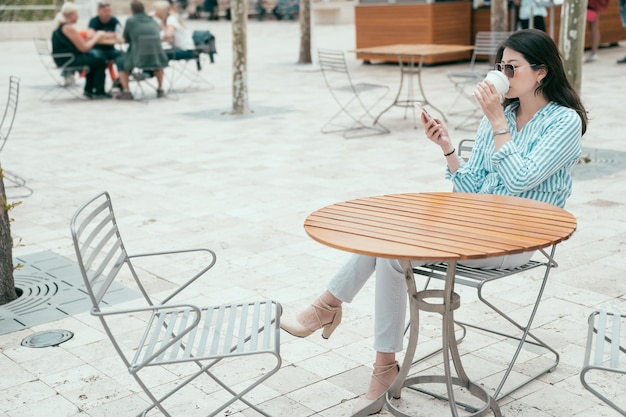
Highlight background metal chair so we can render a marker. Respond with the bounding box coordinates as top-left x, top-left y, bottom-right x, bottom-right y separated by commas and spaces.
411, 139, 561, 401
0, 76, 32, 199
447, 32, 511, 130
318, 49, 390, 139
33, 37, 87, 102
580, 310, 625, 416
166, 51, 214, 94
70, 191, 282, 417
